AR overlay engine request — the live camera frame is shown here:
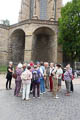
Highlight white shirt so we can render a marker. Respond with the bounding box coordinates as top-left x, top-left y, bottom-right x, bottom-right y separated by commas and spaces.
56, 68, 63, 79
